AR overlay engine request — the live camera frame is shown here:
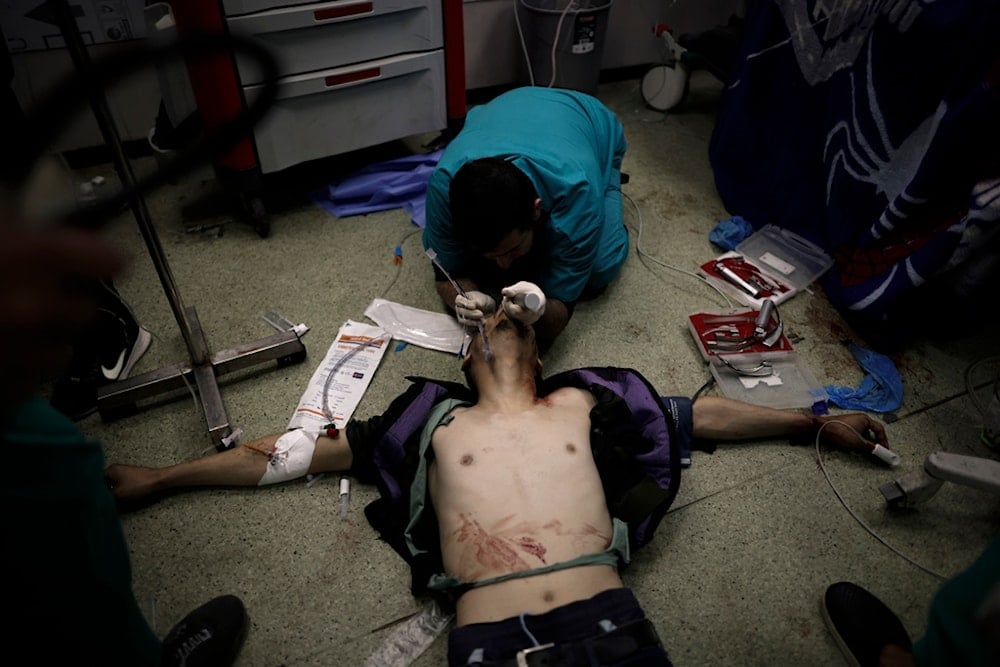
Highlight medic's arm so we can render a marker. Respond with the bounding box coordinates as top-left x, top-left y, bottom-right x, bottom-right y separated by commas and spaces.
423, 169, 480, 307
